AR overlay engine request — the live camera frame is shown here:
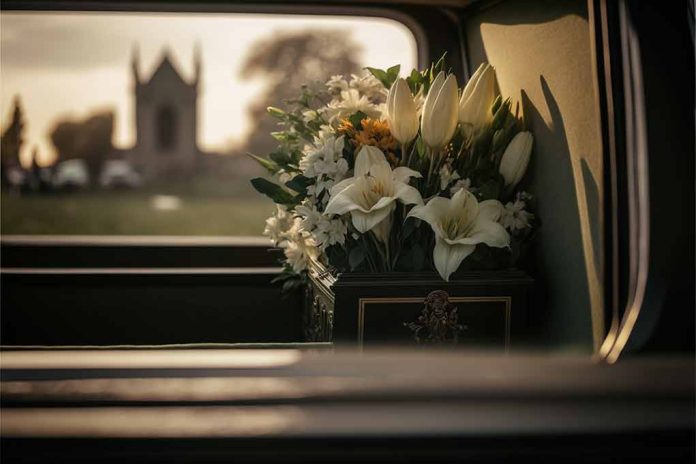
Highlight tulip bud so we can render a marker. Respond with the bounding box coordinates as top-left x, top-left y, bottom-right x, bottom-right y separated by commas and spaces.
386, 78, 419, 145
458, 63, 498, 137
499, 131, 533, 188
420, 72, 459, 149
